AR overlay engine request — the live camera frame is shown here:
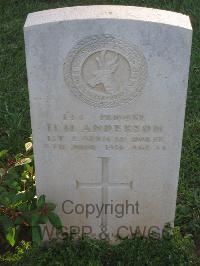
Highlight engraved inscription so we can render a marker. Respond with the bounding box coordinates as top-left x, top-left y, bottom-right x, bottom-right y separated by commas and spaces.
44, 112, 167, 152
64, 35, 148, 107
